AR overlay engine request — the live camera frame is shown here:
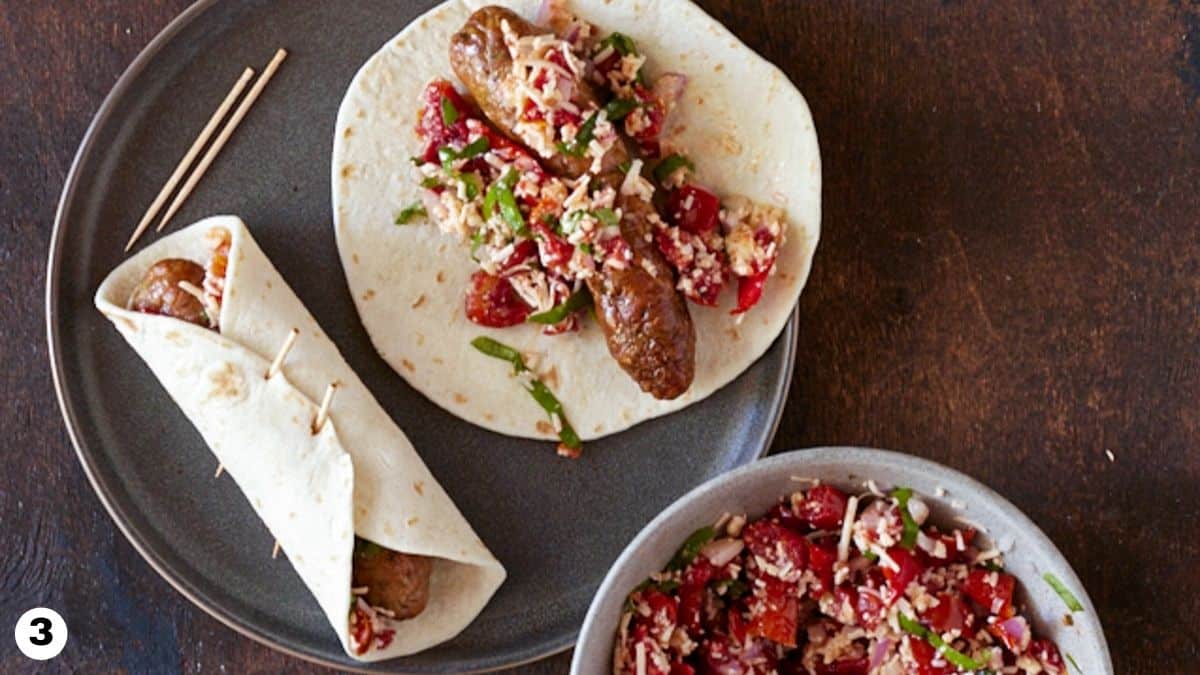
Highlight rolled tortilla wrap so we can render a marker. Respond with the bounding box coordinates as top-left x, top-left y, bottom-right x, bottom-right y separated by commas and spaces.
95, 216, 506, 660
